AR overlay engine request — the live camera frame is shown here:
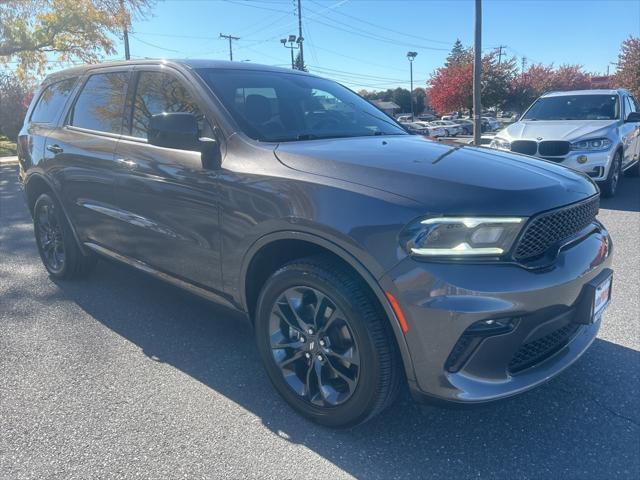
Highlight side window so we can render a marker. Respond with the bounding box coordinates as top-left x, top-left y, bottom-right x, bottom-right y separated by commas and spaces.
30, 78, 77, 124
70, 72, 128, 134
131, 71, 209, 139
625, 96, 637, 117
